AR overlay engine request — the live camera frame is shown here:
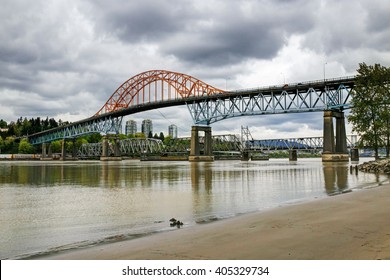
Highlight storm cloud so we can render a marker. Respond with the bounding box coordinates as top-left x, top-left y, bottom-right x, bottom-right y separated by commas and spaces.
1, 0, 390, 138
